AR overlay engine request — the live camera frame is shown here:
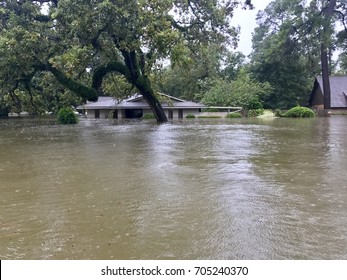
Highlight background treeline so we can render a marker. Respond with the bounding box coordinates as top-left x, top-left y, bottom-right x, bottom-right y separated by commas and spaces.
1, 0, 347, 117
